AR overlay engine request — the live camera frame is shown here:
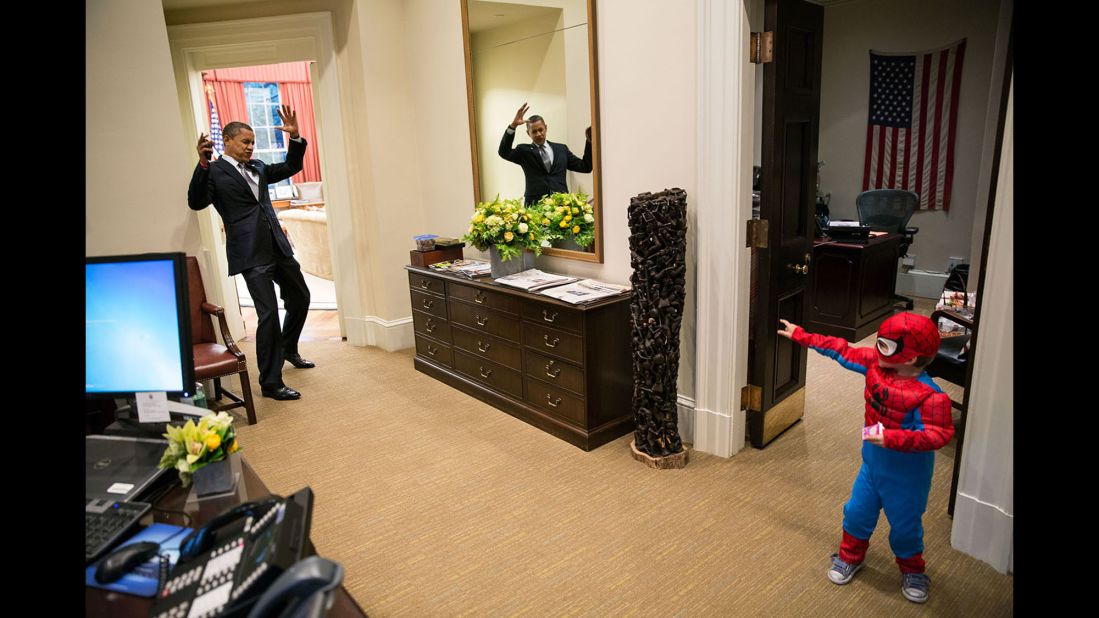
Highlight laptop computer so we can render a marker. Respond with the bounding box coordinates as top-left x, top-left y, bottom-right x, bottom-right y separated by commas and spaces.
86, 435, 171, 503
